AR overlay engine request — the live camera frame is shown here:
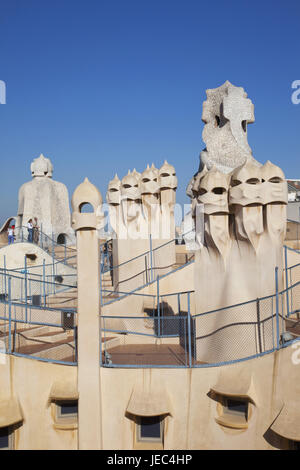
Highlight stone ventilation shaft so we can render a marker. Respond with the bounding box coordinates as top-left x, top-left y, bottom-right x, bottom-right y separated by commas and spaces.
71, 177, 104, 450
17, 153, 75, 245
187, 81, 288, 363
106, 161, 177, 241
105, 162, 178, 291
